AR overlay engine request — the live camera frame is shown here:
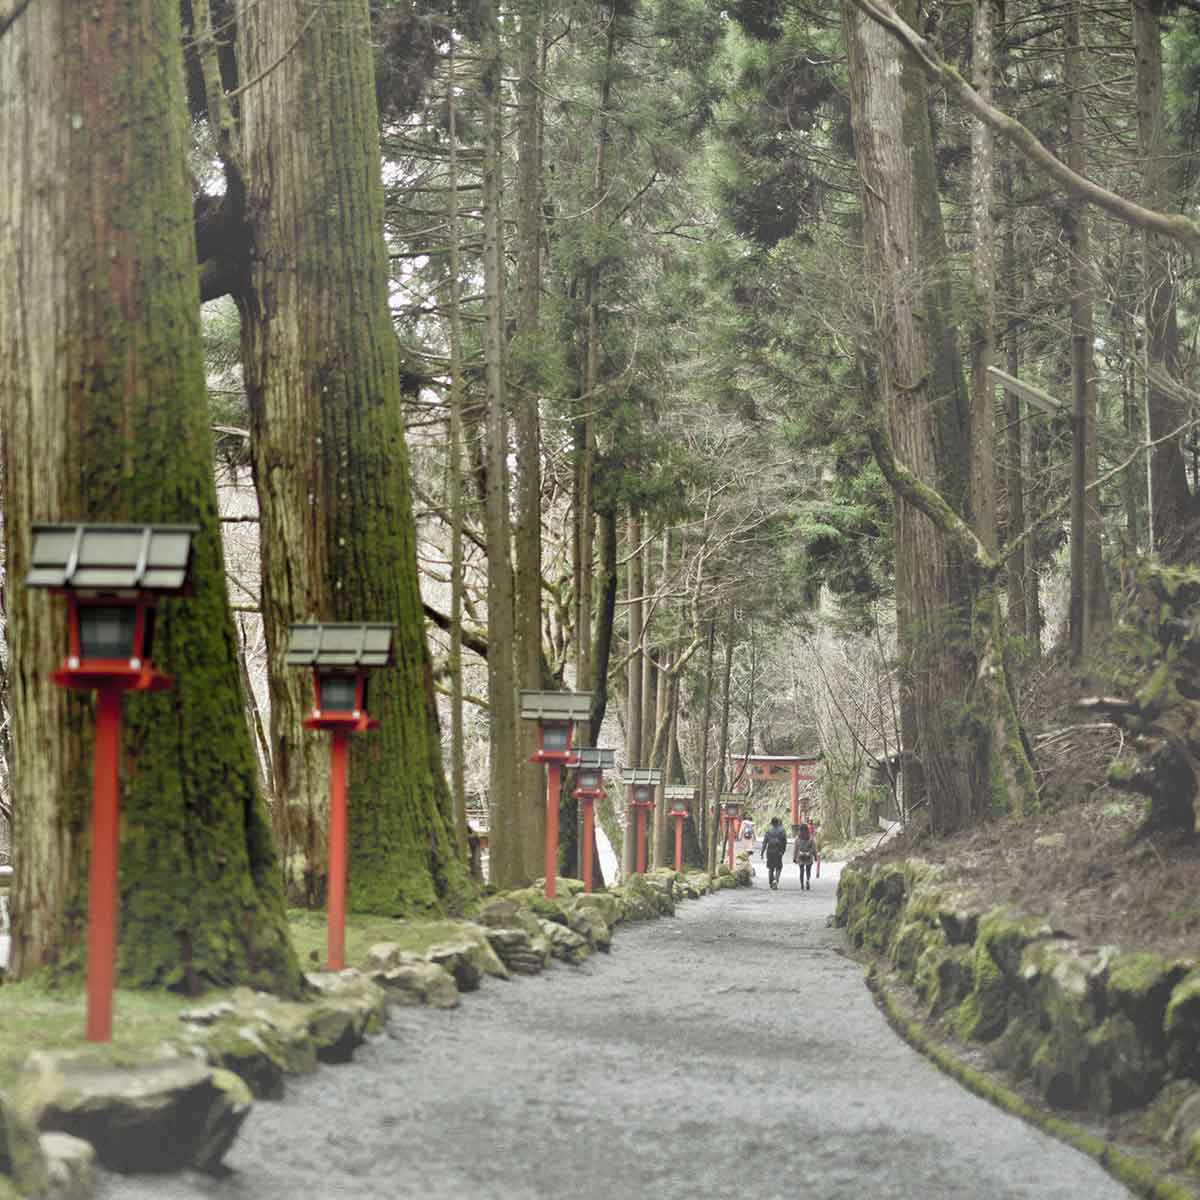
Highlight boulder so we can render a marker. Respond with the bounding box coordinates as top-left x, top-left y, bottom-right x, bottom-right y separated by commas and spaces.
39, 1132, 93, 1200
571, 892, 621, 927
1167, 1088, 1200, 1169
15, 1049, 252, 1175
538, 919, 592, 965
483, 928, 546, 976
1165, 967, 1200, 1080
200, 1022, 287, 1100
302, 971, 387, 1063
425, 924, 511, 990
1, 1087, 49, 1198
475, 898, 523, 928
565, 906, 611, 952
375, 962, 461, 1008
